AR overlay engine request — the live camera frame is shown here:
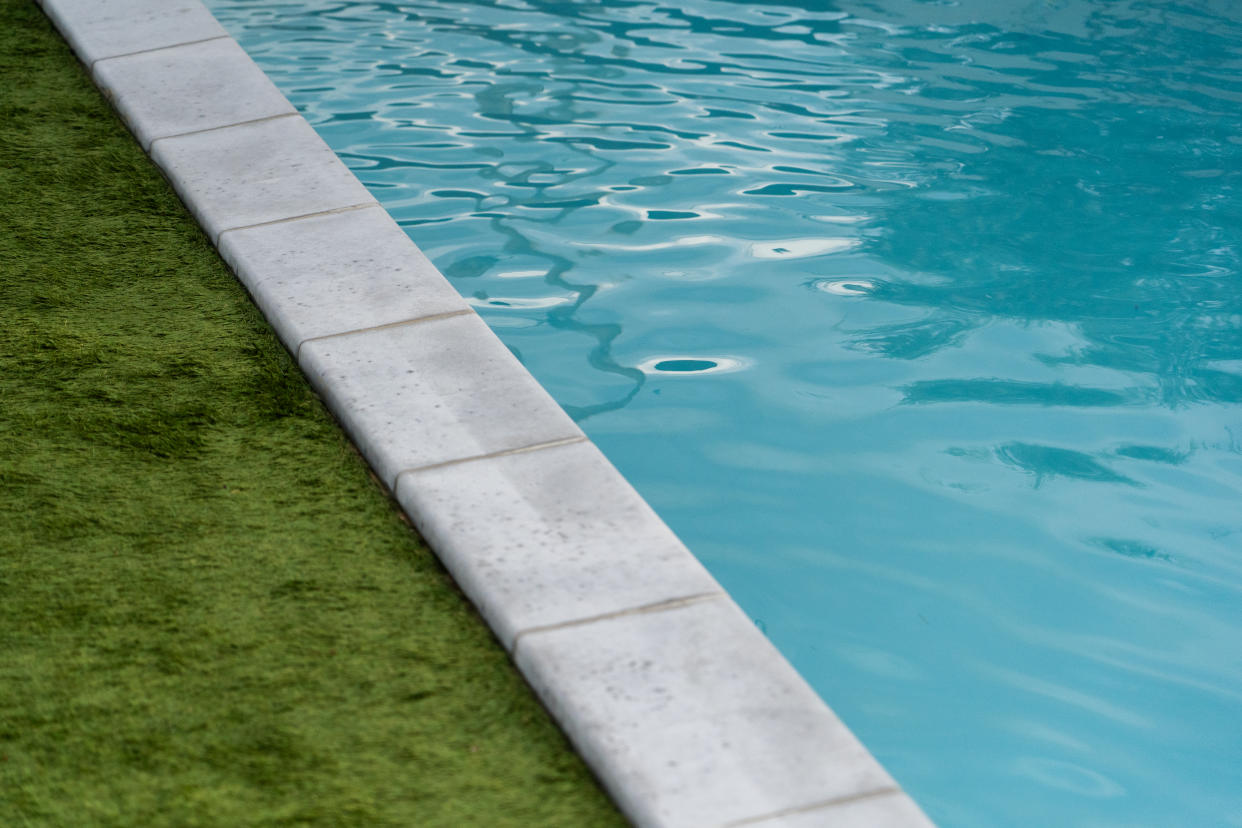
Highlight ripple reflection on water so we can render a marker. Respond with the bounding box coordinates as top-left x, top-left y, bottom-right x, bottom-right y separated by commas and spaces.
208, 1, 1242, 824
